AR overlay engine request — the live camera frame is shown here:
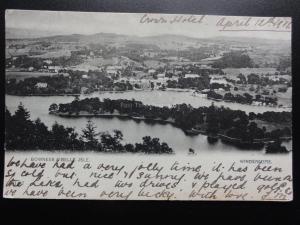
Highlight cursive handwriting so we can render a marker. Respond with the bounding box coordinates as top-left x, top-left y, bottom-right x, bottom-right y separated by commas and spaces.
3, 155, 293, 201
